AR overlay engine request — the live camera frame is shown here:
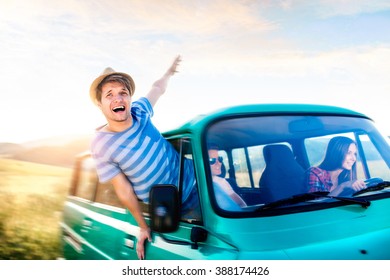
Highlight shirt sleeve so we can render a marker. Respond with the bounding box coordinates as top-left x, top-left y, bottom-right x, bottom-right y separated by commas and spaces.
213, 176, 235, 195
213, 180, 243, 211
92, 153, 121, 183
91, 138, 121, 183
133, 97, 154, 117
307, 167, 326, 192
308, 171, 321, 192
